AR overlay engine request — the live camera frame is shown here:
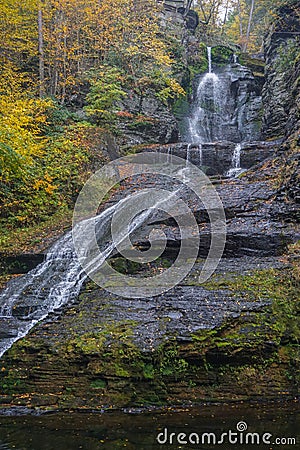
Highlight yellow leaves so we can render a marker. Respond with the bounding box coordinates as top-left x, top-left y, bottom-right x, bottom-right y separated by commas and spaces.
165, 78, 186, 97
45, 184, 57, 195
0, 97, 48, 163
33, 179, 44, 190
15, 215, 27, 223
43, 172, 53, 183
33, 177, 56, 194
1, 0, 179, 101
0, 66, 54, 190
125, 45, 140, 56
